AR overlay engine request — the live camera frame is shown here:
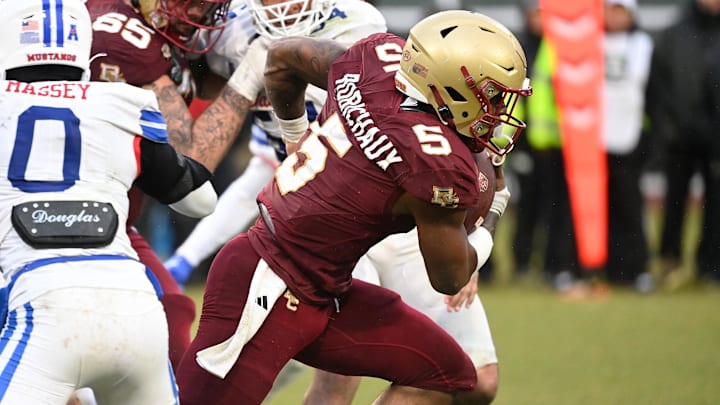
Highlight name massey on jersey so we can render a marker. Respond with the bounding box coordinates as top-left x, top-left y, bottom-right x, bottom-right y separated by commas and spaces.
4, 81, 90, 100
335, 73, 402, 171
